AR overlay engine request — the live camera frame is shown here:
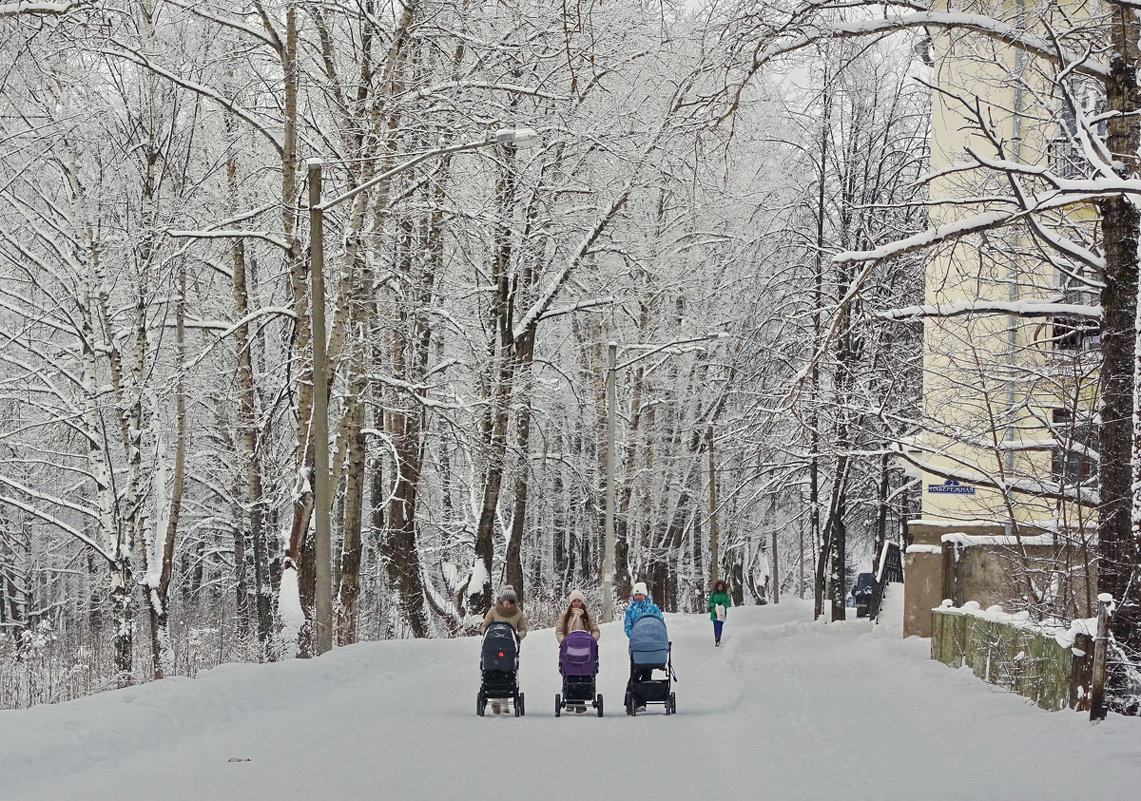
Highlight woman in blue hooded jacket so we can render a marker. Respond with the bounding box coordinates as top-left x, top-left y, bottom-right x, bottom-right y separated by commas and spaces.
623, 581, 663, 636
624, 581, 664, 700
